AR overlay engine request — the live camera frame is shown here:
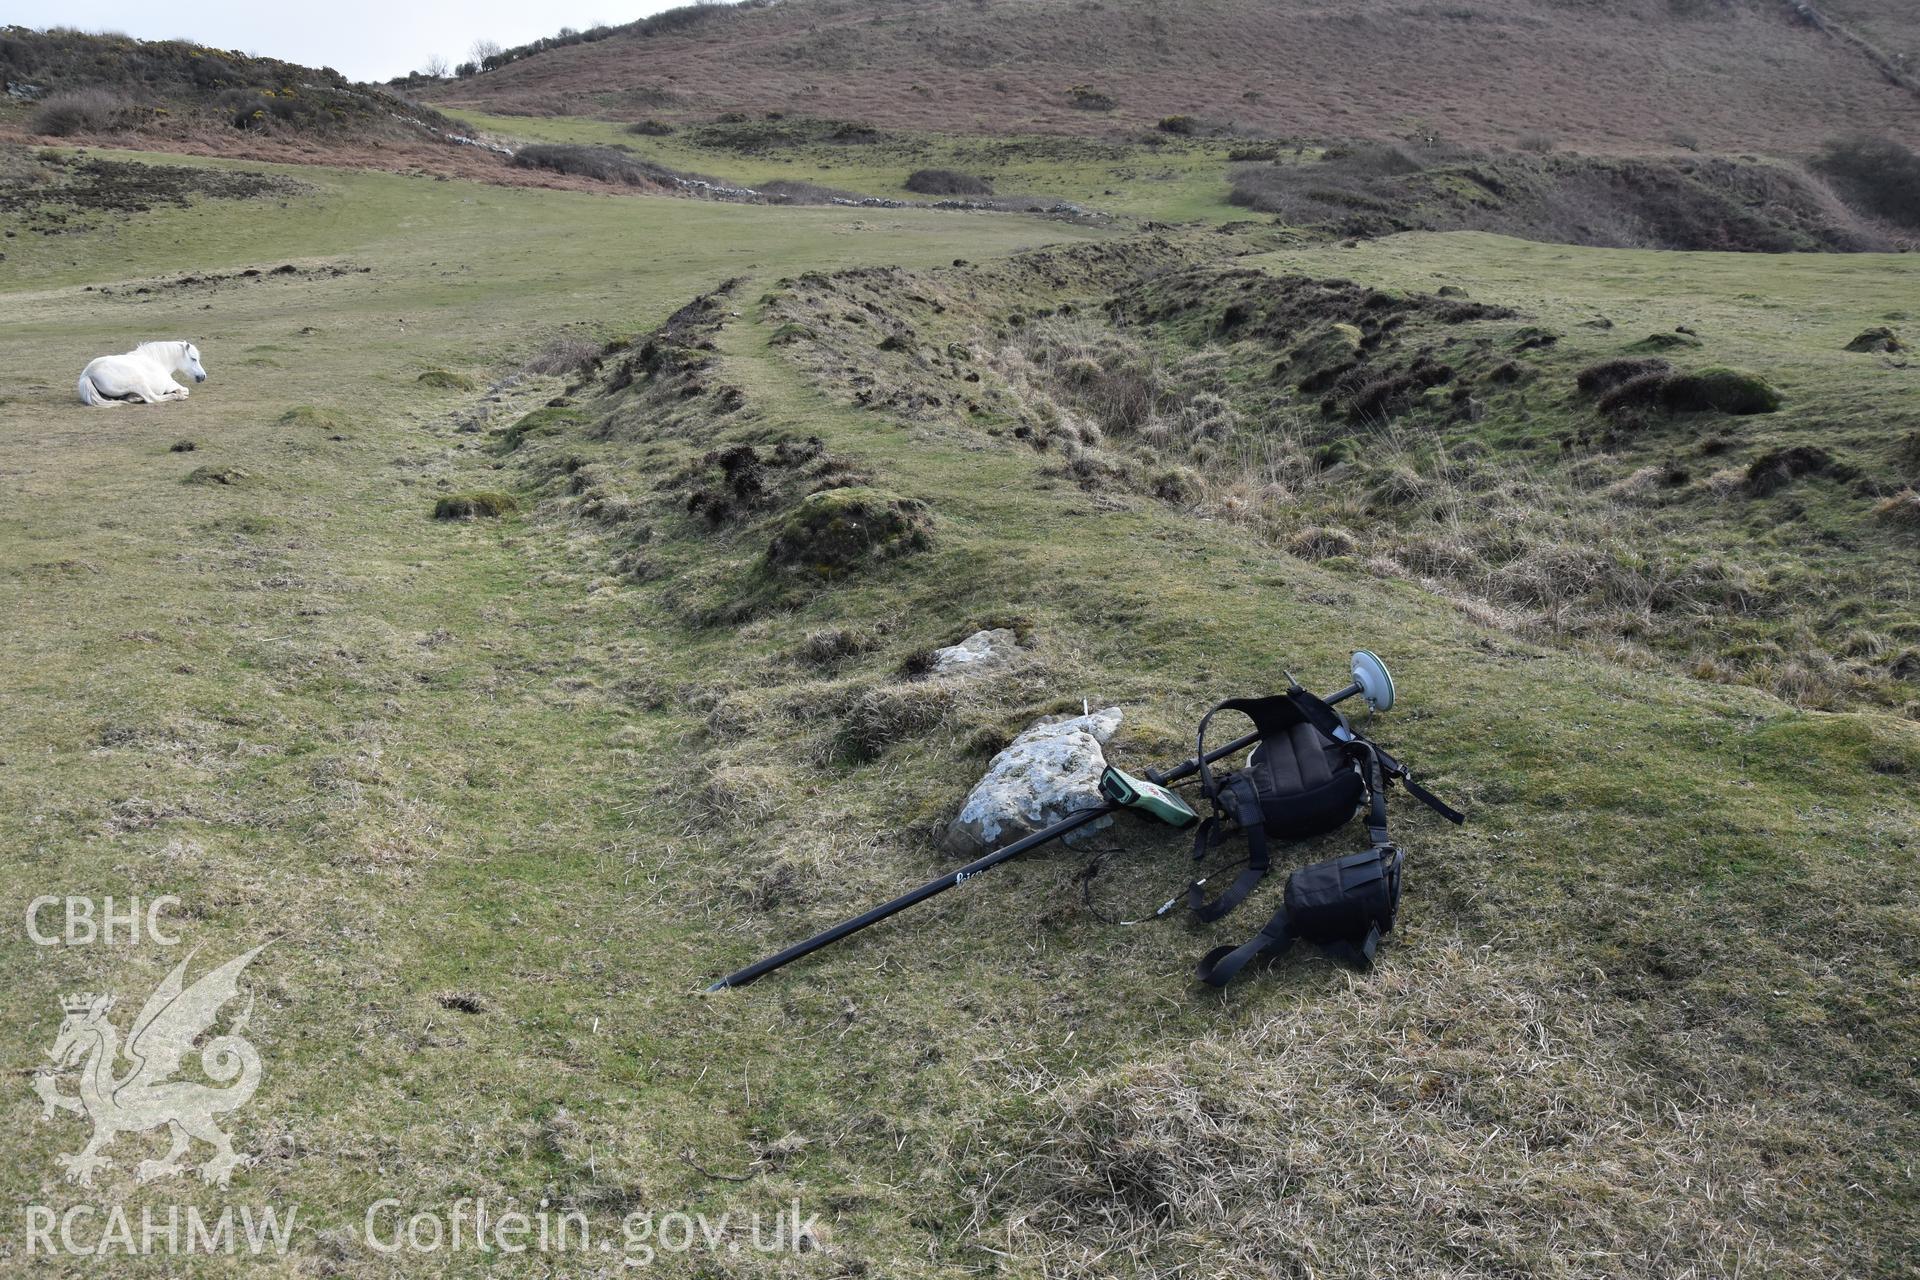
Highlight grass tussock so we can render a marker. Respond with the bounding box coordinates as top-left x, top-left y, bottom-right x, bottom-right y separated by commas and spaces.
524, 334, 603, 378
797, 626, 877, 667
764, 487, 932, 578
837, 682, 958, 761
1875, 490, 1920, 530
276, 405, 347, 431
1575, 356, 1671, 394
183, 464, 254, 487
973, 942, 1824, 1276
433, 491, 518, 520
